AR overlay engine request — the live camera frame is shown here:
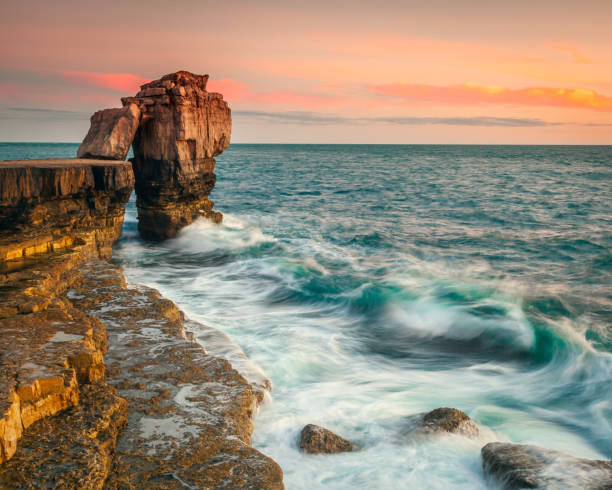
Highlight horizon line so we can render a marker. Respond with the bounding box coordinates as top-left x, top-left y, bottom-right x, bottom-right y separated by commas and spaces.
1, 142, 611, 147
